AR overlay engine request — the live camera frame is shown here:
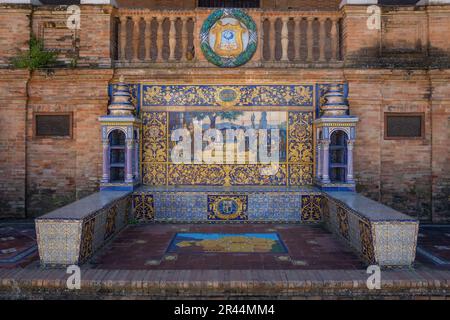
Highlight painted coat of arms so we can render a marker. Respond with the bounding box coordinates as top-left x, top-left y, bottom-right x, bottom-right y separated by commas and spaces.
201, 9, 257, 67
